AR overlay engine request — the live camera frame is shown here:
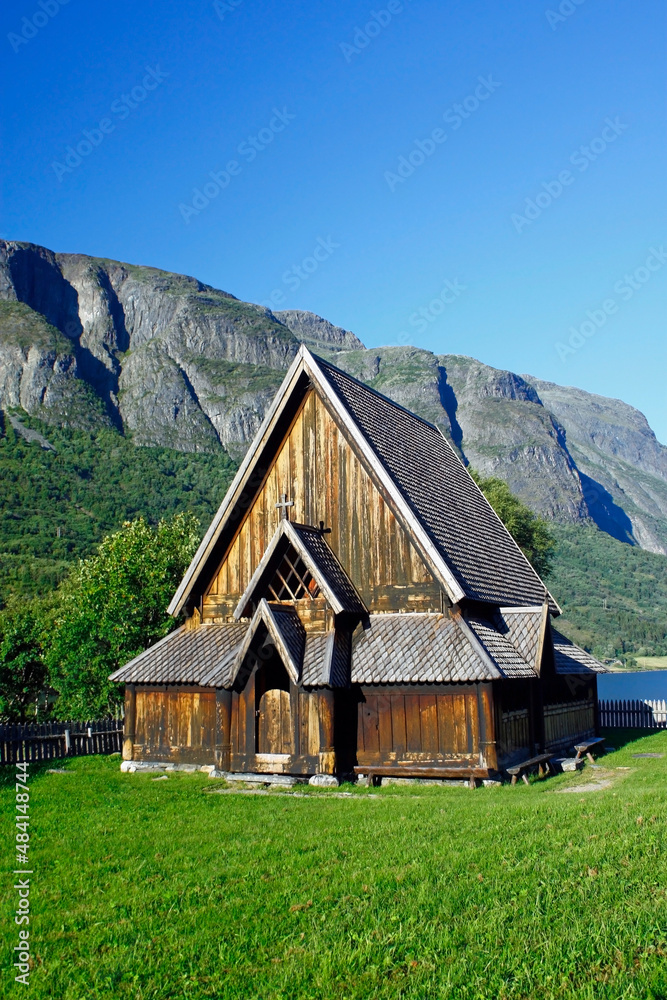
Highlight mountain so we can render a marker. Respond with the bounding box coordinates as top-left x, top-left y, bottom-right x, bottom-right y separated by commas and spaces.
1, 239, 667, 557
